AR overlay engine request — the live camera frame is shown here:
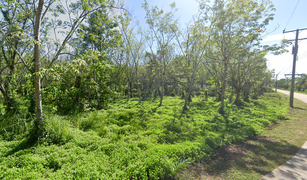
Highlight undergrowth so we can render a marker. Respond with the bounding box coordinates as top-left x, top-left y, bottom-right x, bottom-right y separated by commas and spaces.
0, 93, 288, 179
